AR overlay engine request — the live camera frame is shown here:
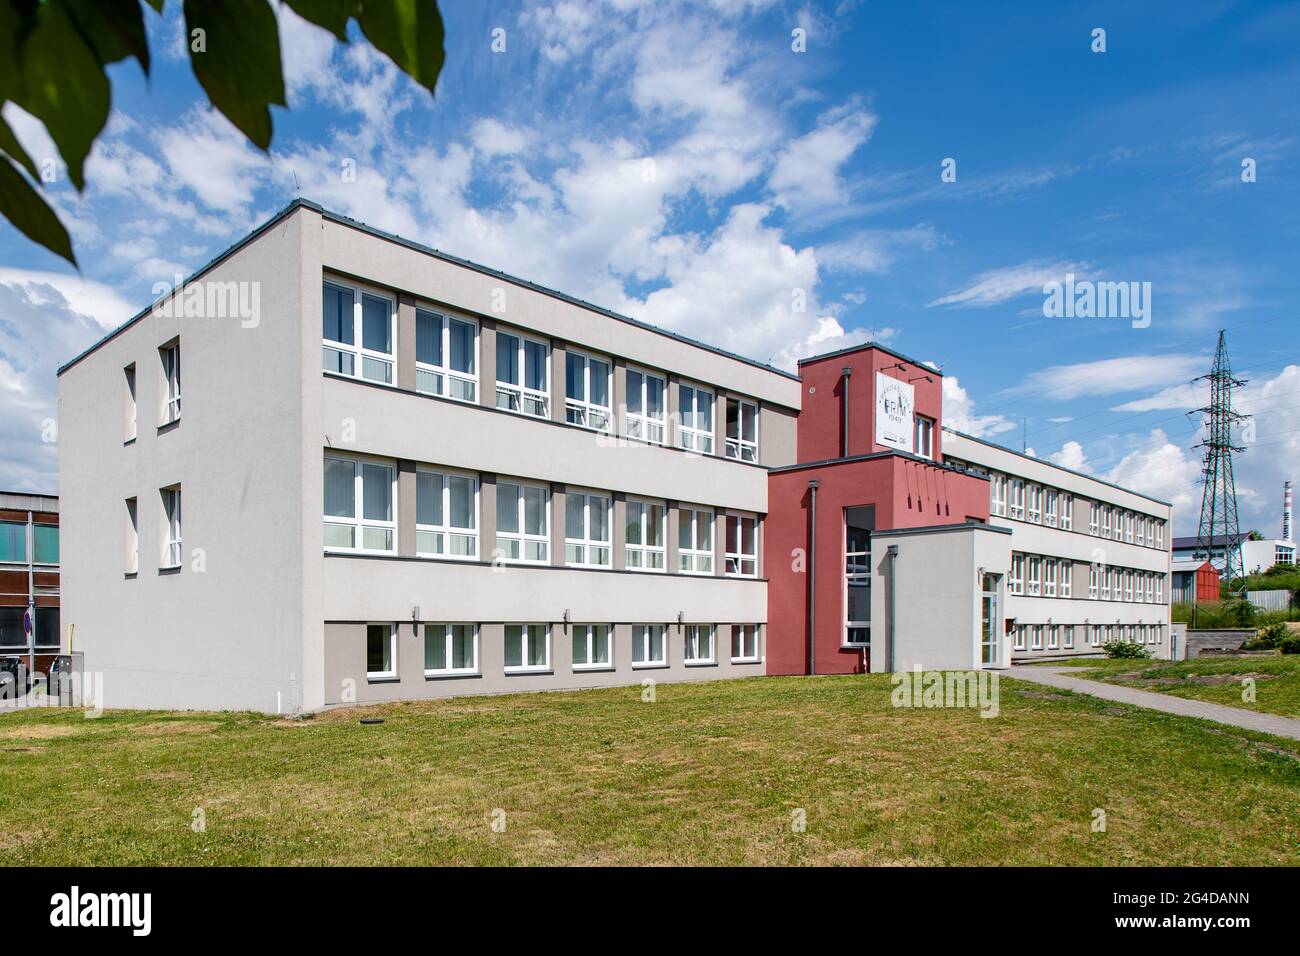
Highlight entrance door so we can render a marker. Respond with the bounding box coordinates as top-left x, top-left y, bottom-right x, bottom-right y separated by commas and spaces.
980, 573, 1000, 666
